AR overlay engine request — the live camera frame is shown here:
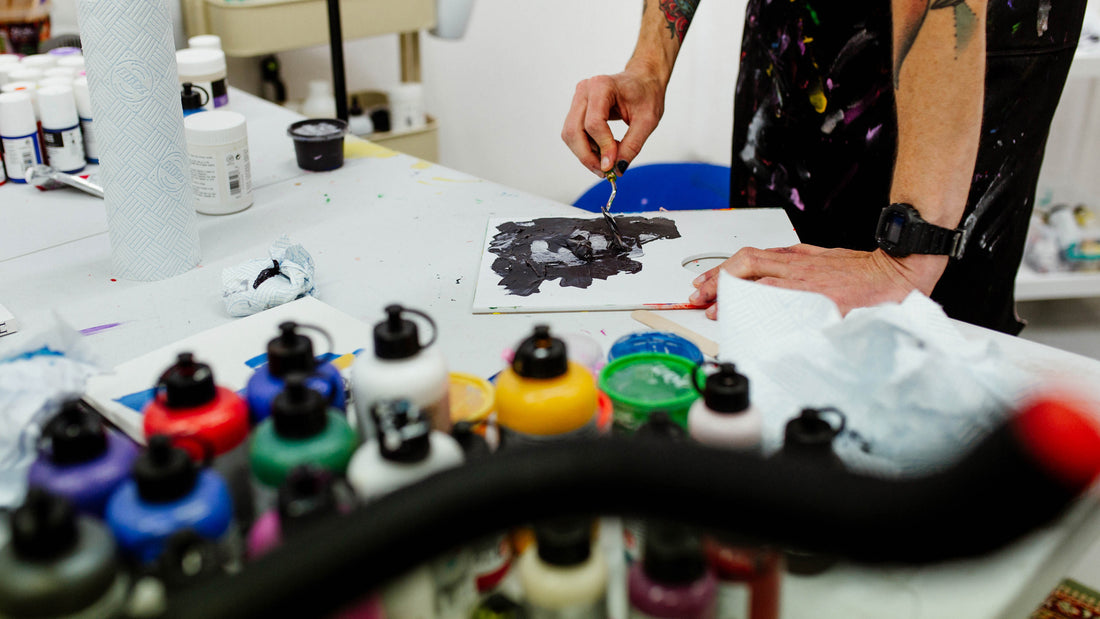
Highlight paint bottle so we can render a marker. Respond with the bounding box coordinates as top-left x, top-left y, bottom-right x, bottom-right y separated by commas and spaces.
184, 109, 253, 215
628, 524, 717, 619
518, 517, 608, 618
176, 48, 229, 110
245, 321, 346, 425
0, 91, 43, 183
142, 352, 253, 528
776, 407, 846, 576
37, 85, 85, 174
704, 541, 781, 619
0, 489, 129, 619
452, 422, 515, 597
249, 374, 358, 512
181, 82, 206, 117
104, 435, 234, 565
623, 412, 688, 565
687, 362, 761, 453
27, 399, 140, 516
350, 304, 451, 438
495, 325, 599, 447
72, 76, 96, 163
247, 465, 342, 560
